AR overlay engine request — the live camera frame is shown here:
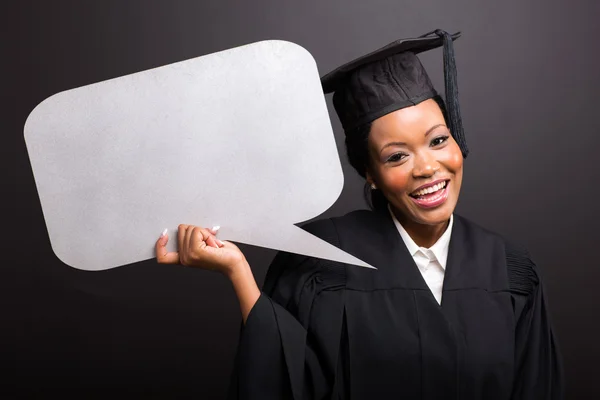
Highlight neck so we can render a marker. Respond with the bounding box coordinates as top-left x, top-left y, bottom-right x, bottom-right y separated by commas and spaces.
391, 207, 450, 248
